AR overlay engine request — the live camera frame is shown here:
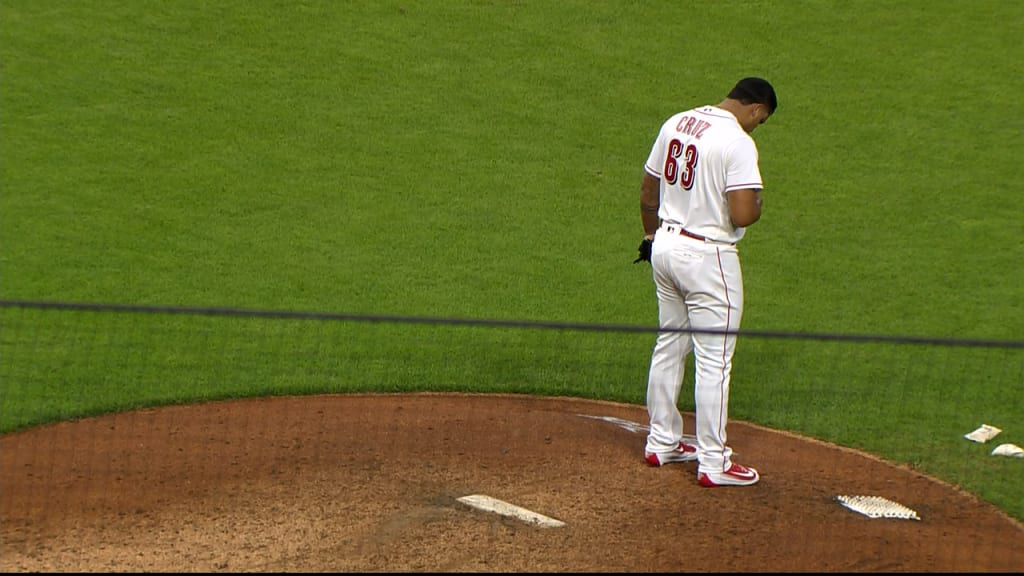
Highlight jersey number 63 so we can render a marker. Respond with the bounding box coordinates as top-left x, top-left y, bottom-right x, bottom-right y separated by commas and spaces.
664, 139, 698, 190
